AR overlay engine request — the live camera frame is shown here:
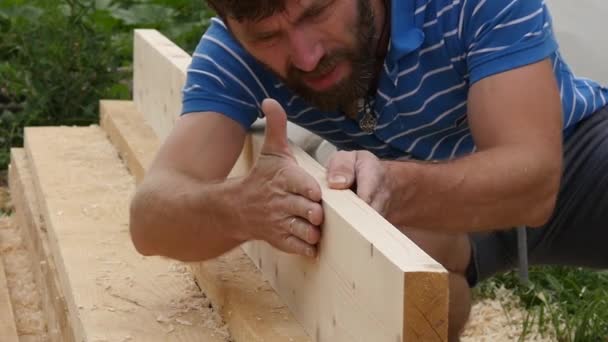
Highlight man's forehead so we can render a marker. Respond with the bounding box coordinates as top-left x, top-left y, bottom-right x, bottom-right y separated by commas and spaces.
293, 0, 315, 7
242, 0, 322, 26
